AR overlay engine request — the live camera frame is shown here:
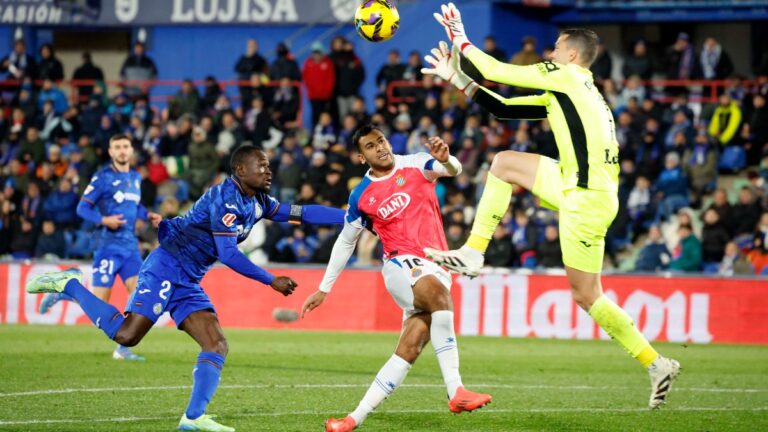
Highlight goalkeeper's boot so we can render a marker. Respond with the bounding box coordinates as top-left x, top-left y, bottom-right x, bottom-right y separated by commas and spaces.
26, 268, 83, 294
113, 345, 145, 361
648, 356, 681, 409
178, 414, 234, 432
448, 386, 492, 413
325, 416, 356, 432
424, 245, 484, 277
